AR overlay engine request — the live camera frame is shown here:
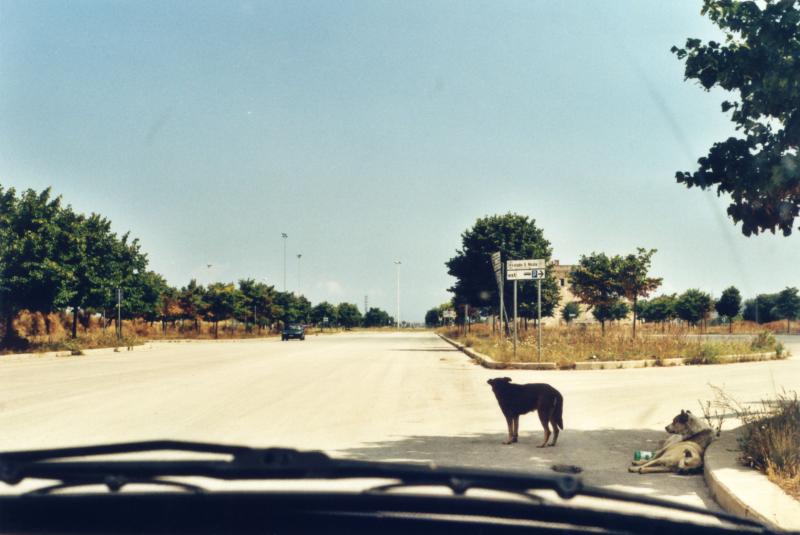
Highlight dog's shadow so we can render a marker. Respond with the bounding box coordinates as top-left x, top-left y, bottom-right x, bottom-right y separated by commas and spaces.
335, 429, 720, 511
